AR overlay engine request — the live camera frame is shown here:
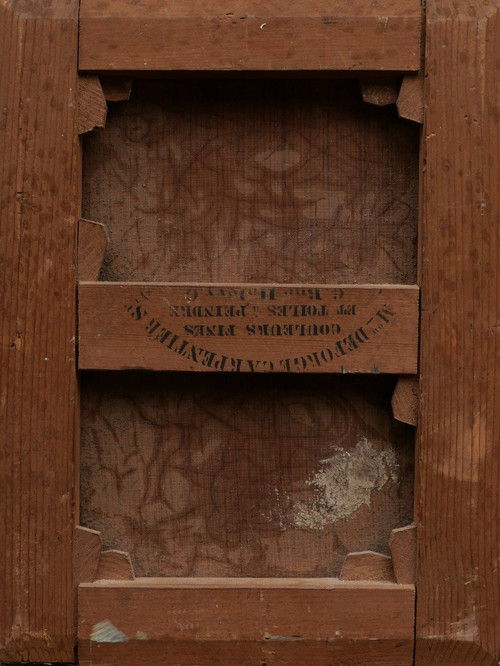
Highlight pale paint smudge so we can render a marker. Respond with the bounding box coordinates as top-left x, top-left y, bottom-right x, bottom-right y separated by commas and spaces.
91, 619, 128, 643
293, 437, 398, 529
